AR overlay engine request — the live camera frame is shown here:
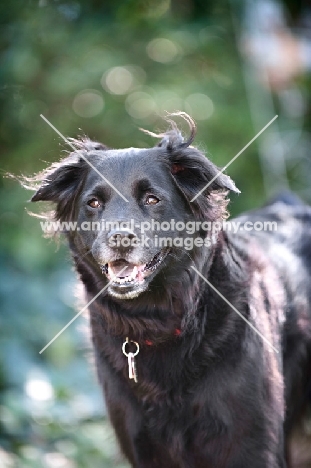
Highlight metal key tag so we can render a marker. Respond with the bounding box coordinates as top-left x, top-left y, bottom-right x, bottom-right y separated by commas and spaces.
122, 338, 139, 383
127, 352, 137, 381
